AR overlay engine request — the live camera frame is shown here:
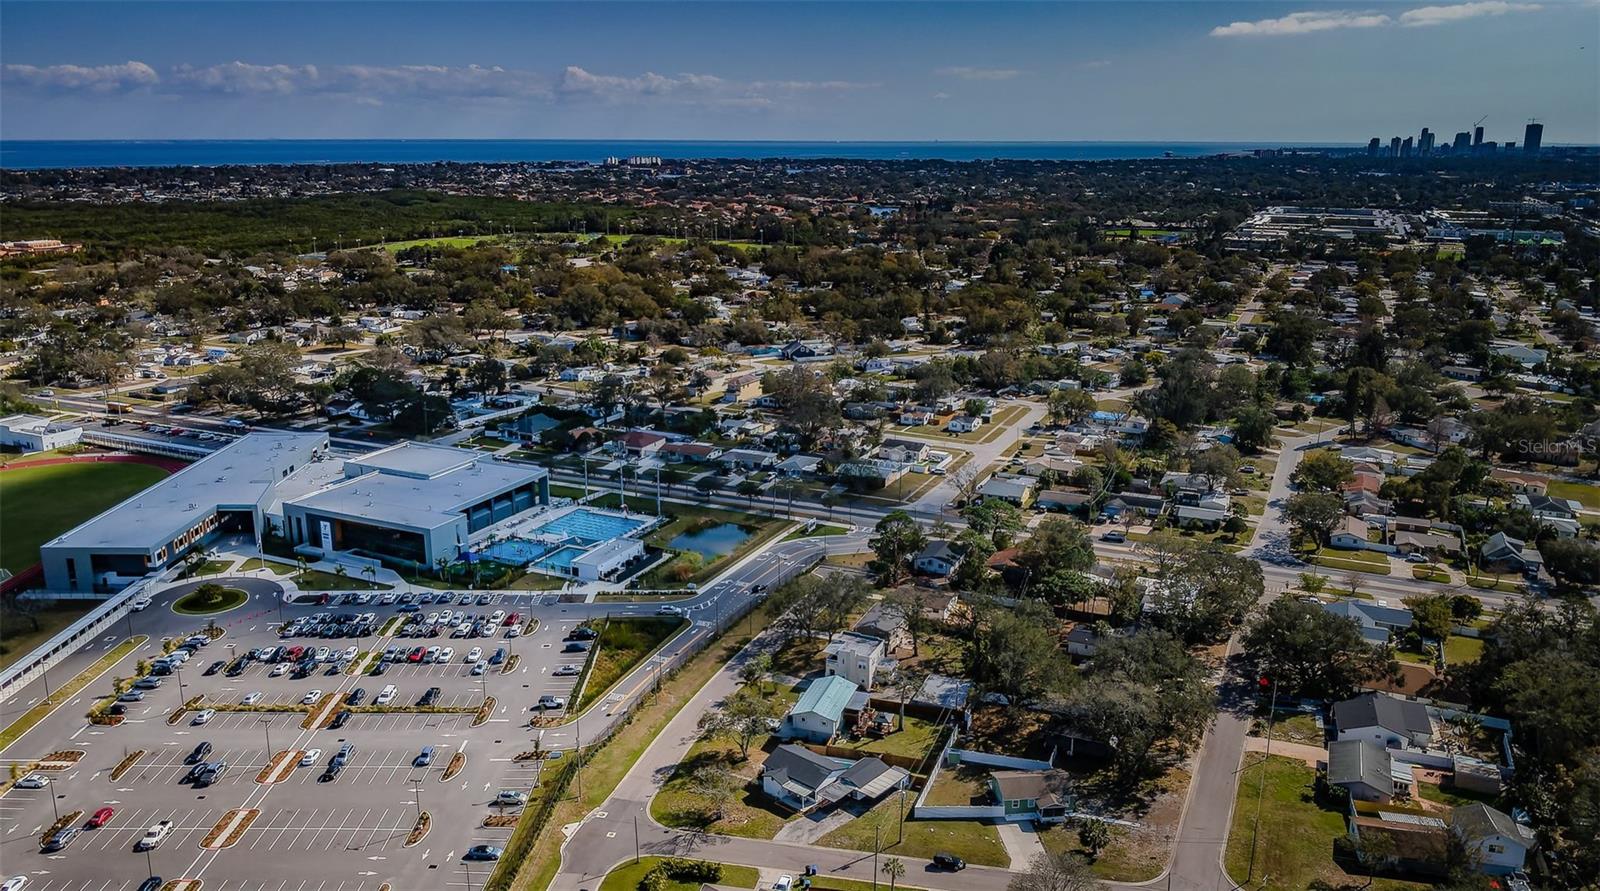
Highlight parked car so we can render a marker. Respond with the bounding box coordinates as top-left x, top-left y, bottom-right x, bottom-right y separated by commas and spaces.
463, 845, 502, 861
301, 689, 324, 705
330, 710, 353, 729
553, 664, 581, 677
85, 807, 116, 829
495, 789, 529, 807
185, 741, 213, 764
376, 684, 397, 705
136, 821, 174, 851
41, 827, 80, 852
203, 660, 226, 676
414, 746, 435, 767
536, 695, 566, 710
192, 708, 216, 725
299, 748, 322, 767
241, 691, 262, 705
932, 854, 966, 871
